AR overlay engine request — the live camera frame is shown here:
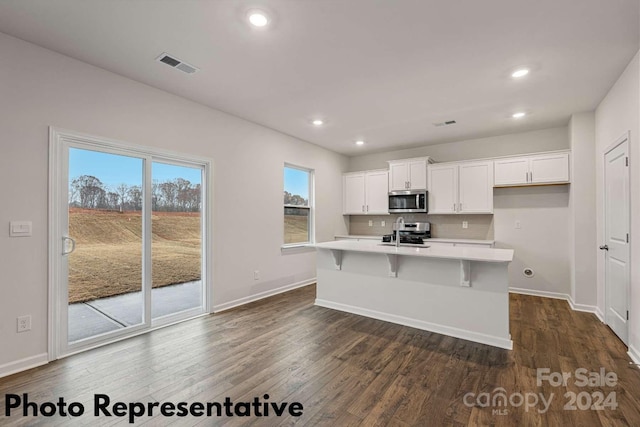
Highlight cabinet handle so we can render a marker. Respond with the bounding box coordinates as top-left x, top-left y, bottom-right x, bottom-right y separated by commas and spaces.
459, 203, 462, 211
362, 205, 365, 212
453, 203, 456, 212
366, 205, 369, 212
530, 171, 533, 182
